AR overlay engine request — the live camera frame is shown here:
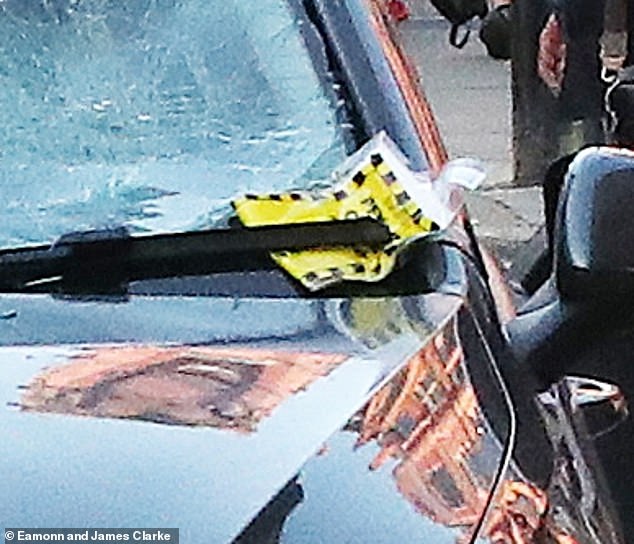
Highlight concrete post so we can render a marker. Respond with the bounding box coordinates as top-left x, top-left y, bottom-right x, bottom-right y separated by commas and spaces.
511, 0, 607, 186
511, 0, 555, 186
